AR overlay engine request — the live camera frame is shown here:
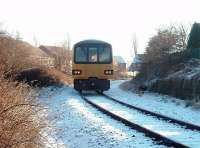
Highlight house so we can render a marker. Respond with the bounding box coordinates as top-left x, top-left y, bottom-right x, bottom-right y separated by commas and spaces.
129, 54, 144, 72
27, 45, 55, 67
113, 56, 126, 72
39, 45, 72, 73
39, 45, 64, 58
